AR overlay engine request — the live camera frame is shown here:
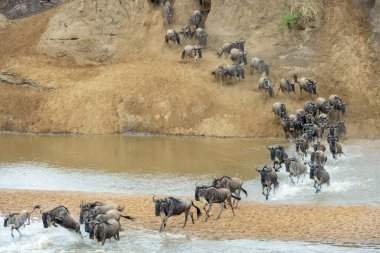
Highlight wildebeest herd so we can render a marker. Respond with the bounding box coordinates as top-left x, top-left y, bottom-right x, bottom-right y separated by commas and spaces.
2, 0, 349, 246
